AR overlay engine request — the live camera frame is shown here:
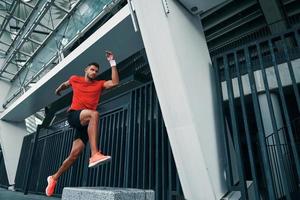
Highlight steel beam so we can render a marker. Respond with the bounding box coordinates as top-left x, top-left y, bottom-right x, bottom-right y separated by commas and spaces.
9, 0, 81, 82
